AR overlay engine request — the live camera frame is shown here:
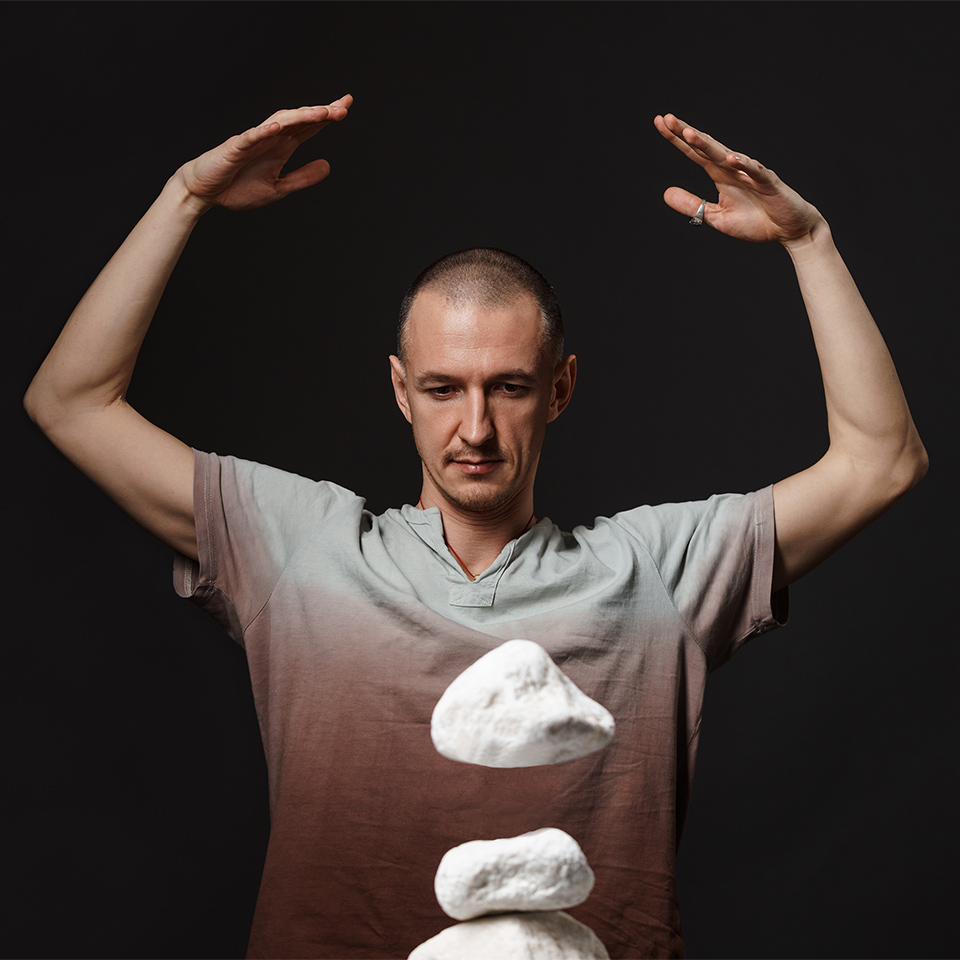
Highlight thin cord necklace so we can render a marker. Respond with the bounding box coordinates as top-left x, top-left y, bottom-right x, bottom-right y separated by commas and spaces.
418, 498, 536, 581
